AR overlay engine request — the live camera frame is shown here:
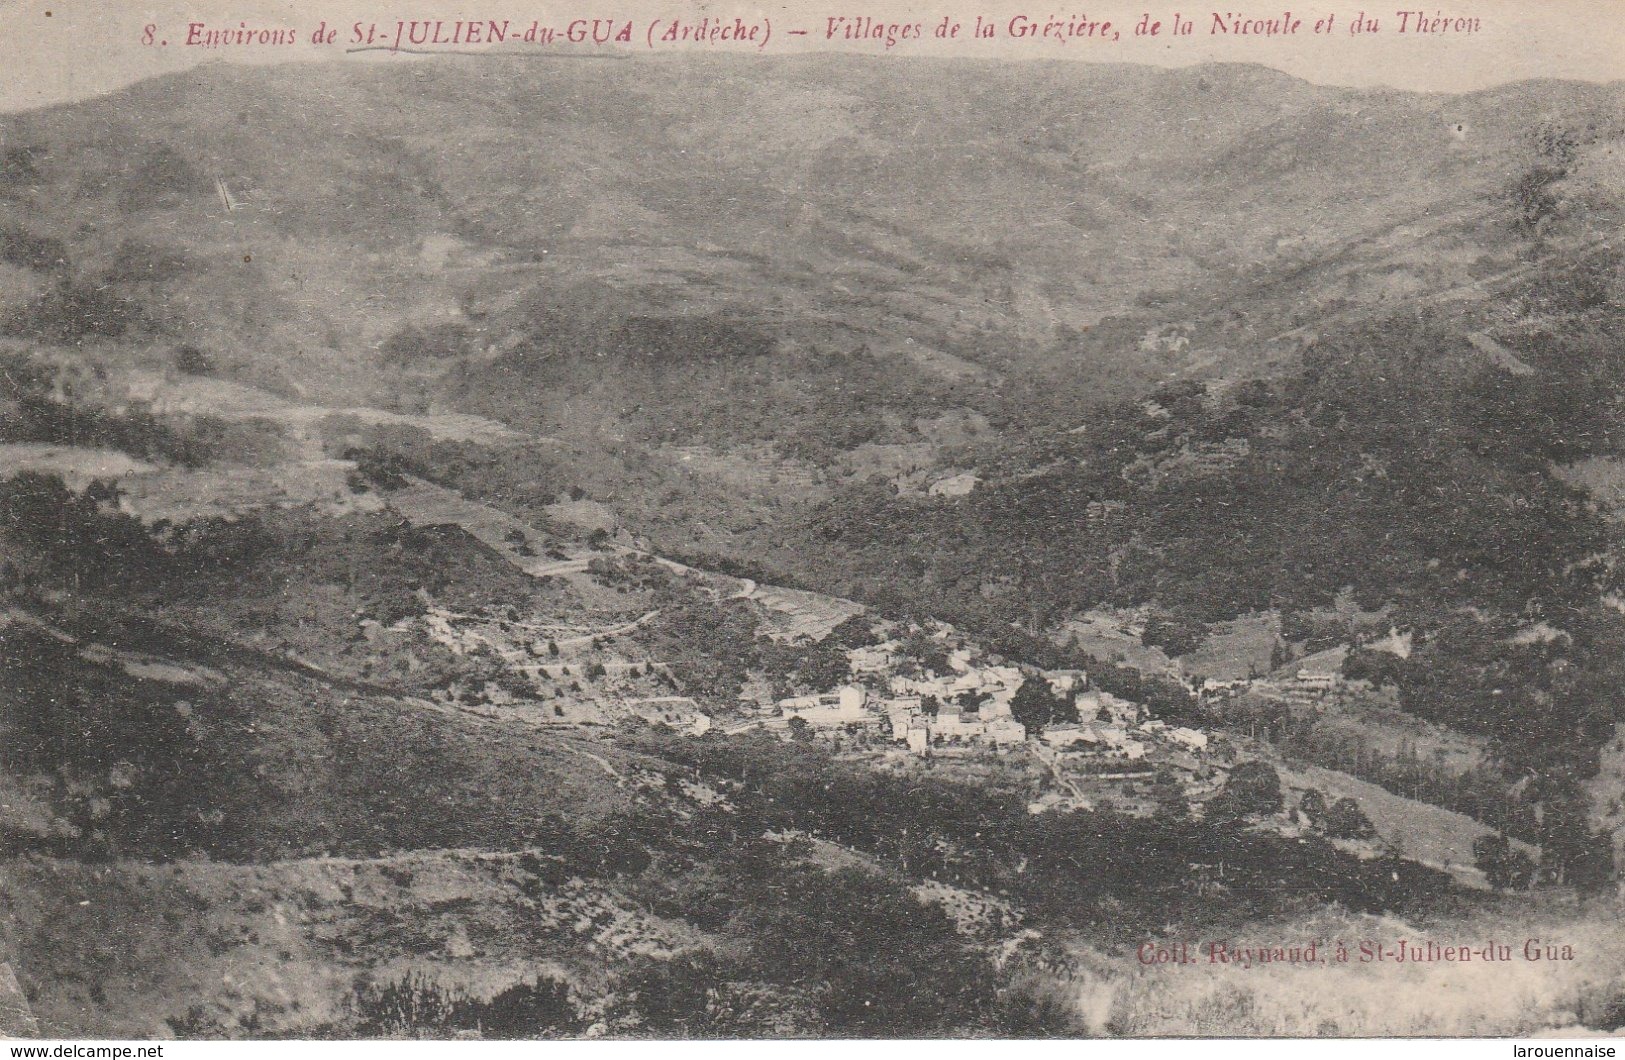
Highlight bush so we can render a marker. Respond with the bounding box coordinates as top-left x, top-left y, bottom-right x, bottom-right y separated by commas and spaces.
1323, 797, 1376, 840
0, 225, 67, 271
616, 953, 719, 1032
1141, 611, 1208, 657
0, 144, 42, 186
994, 969, 1098, 1037
351, 973, 580, 1038
1208, 761, 1283, 821
174, 344, 214, 375
1473, 833, 1535, 891
3, 277, 147, 342
728, 865, 995, 1036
